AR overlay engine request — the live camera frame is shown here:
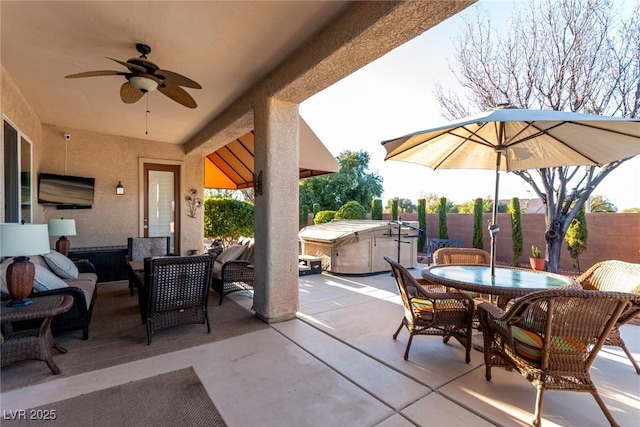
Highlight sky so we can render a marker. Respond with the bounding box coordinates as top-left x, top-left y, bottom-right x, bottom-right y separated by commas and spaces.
299, 0, 640, 211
